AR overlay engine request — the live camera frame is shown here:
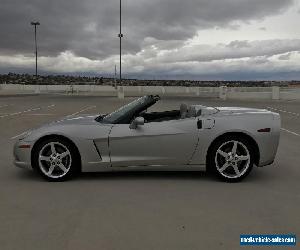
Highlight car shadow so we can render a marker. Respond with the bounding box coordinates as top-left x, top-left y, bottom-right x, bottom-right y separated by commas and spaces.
78, 170, 267, 184
79, 170, 214, 181
13, 169, 214, 182
78, 168, 270, 183
14, 167, 270, 183
15, 170, 45, 182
